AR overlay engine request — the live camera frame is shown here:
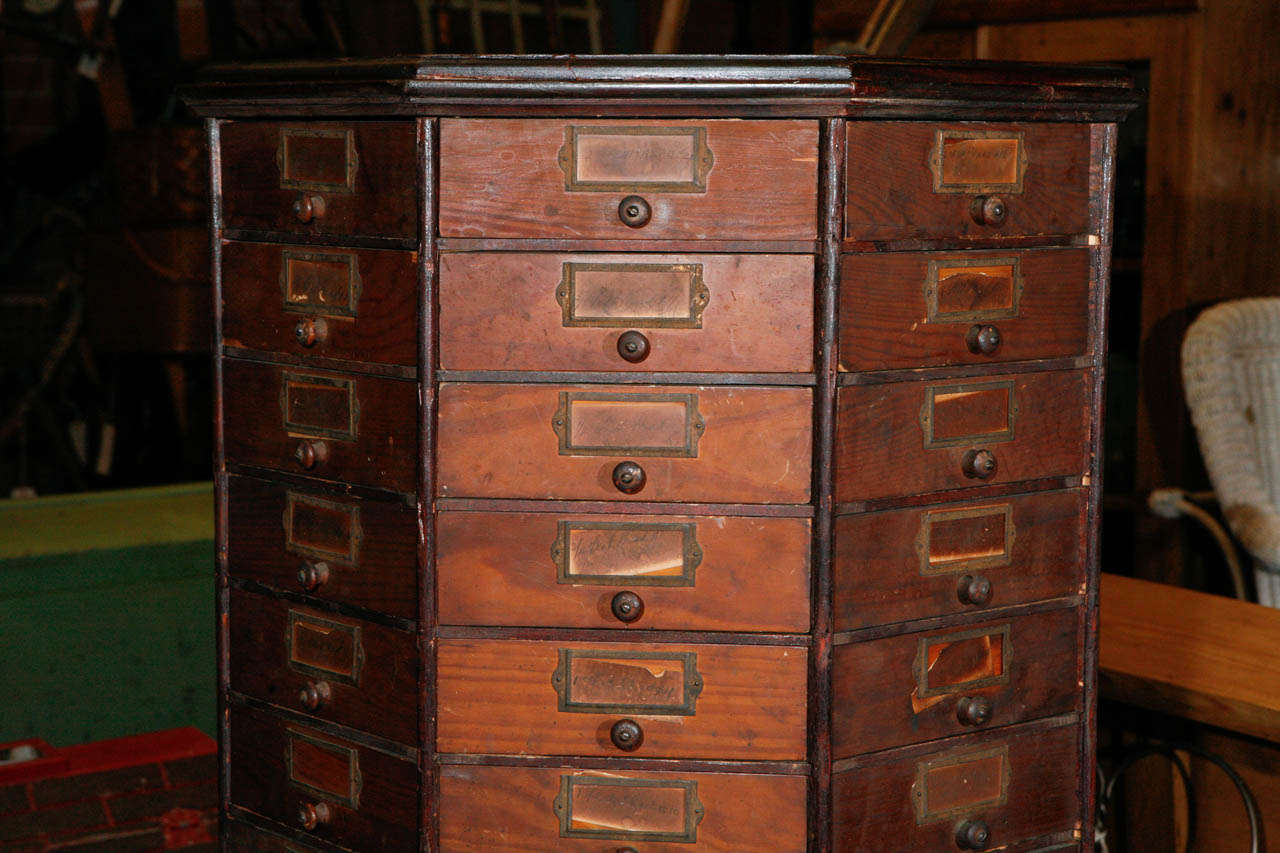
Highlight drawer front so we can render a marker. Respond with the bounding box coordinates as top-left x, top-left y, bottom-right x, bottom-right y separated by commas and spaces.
845, 123, 1090, 241
439, 765, 807, 852
436, 510, 810, 632
228, 589, 417, 746
833, 720, 1082, 852
439, 252, 814, 372
439, 119, 819, 240
223, 241, 418, 366
223, 360, 416, 492
436, 639, 807, 760
436, 383, 812, 503
228, 705, 417, 851
227, 474, 417, 620
839, 249, 1091, 370
220, 121, 417, 240
224, 820, 329, 851
835, 369, 1091, 503
833, 489, 1085, 631
832, 608, 1079, 757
